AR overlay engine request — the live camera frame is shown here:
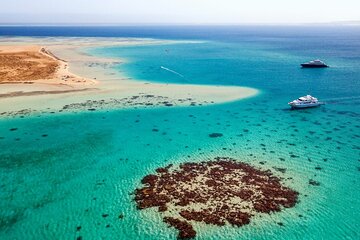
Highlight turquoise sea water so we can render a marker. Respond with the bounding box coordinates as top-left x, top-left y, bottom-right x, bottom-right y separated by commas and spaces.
0, 26, 360, 239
